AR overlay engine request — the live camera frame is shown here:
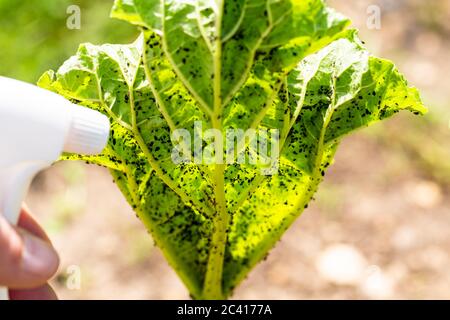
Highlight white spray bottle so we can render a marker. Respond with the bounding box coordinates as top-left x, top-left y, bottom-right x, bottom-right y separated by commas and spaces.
0, 76, 110, 299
